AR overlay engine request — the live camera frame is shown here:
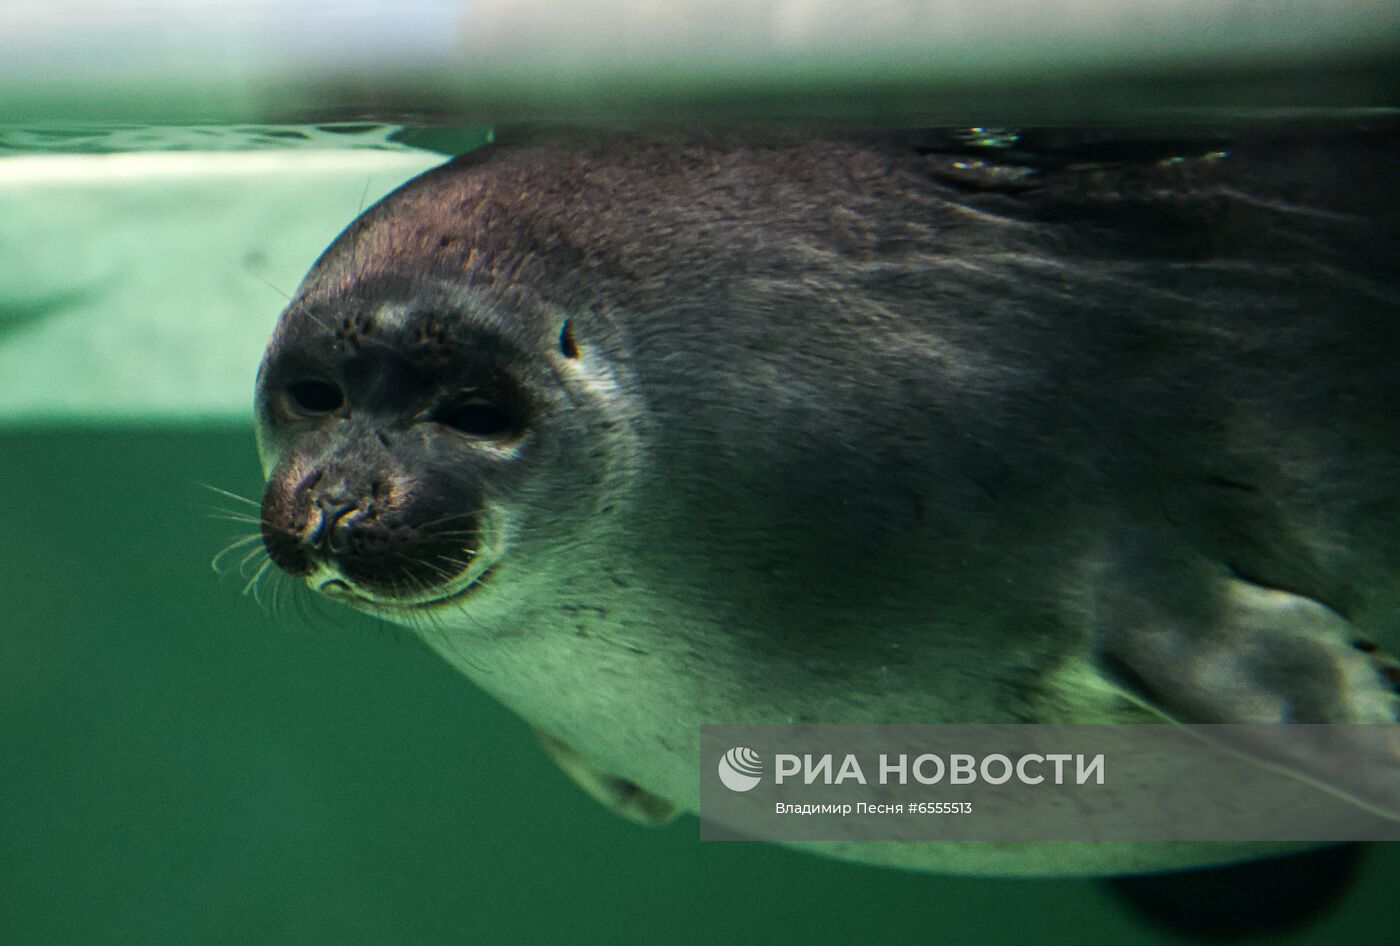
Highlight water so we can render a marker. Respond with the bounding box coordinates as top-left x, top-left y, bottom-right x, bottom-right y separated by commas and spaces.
2, 115, 1398, 944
